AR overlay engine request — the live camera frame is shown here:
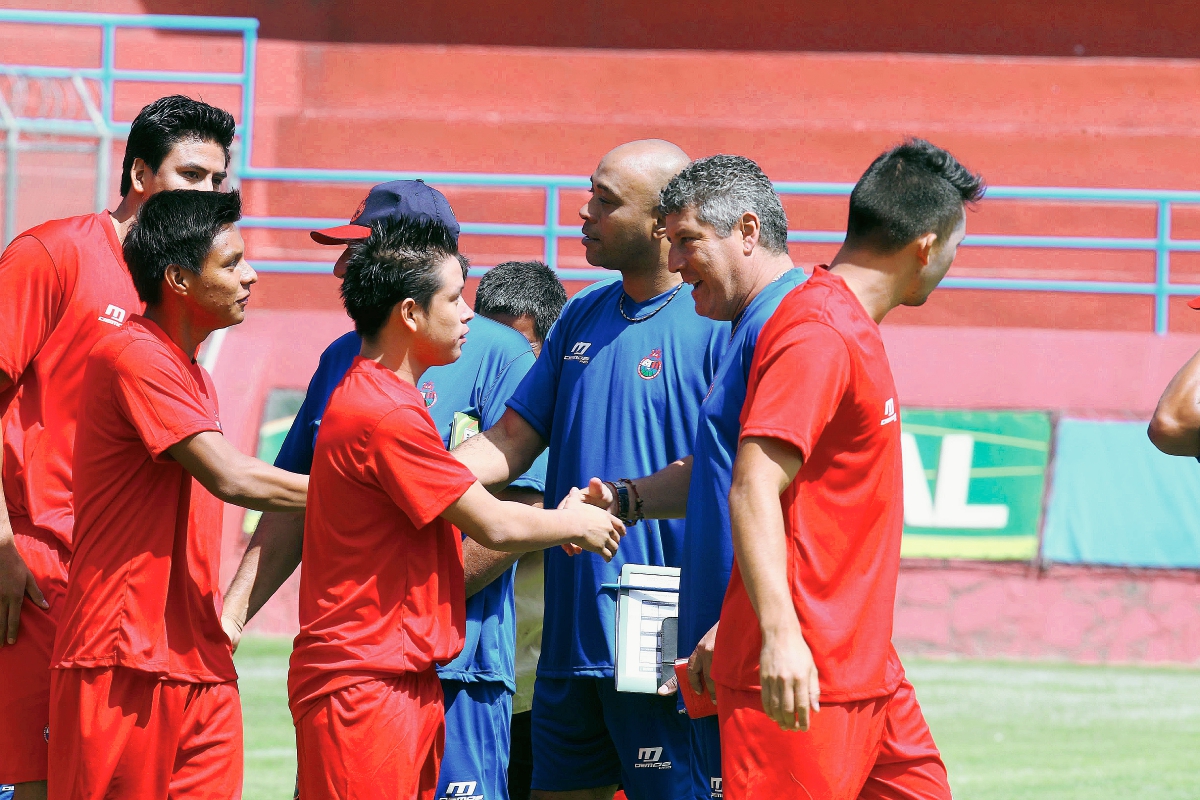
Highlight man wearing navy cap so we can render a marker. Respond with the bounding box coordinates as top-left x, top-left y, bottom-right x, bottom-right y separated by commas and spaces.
221, 180, 553, 800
